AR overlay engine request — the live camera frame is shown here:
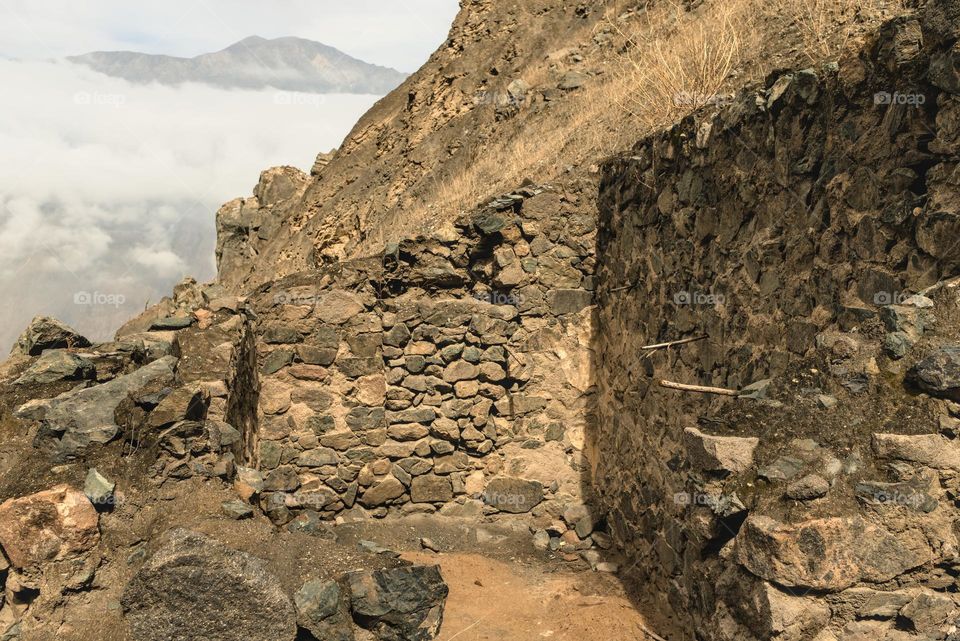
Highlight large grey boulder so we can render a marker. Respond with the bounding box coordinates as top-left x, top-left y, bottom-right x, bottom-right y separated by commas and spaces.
346, 565, 448, 641
15, 356, 177, 458
11, 316, 90, 356
121, 529, 297, 641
